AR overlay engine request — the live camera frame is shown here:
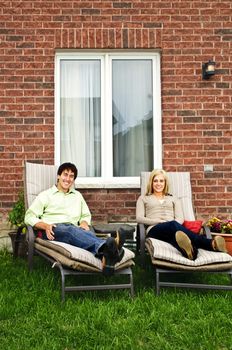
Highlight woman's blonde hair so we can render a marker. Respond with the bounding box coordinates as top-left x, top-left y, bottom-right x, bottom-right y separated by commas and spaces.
146, 169, 170, 195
